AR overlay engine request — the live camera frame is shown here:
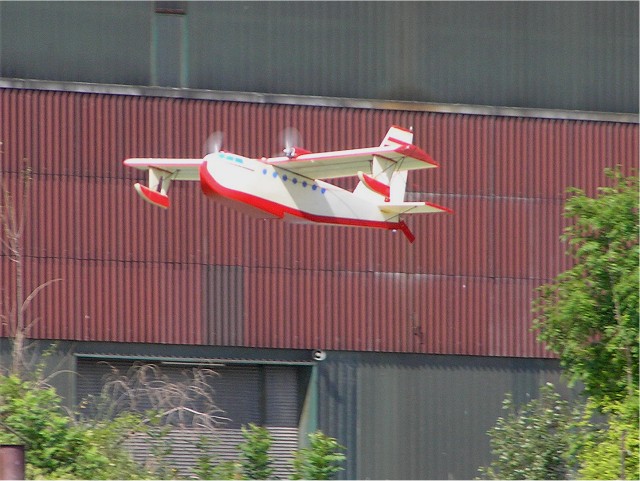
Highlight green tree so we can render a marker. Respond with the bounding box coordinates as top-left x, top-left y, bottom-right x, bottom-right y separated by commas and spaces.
192, 435, 241, 480
477, 384, 575, 480
292, 430, 346, 480
533, 168, 638, 405
237, 423, 275, 480
481, 169, 639, 480
532, 168, 639, 479
0, 162, 151, 479
574, 391, 639, 480
0, 372, 148, 479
